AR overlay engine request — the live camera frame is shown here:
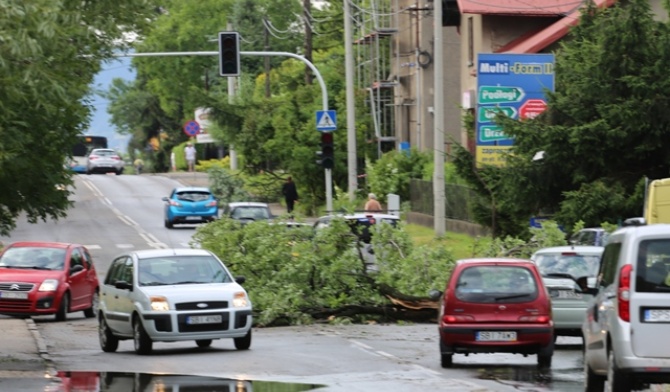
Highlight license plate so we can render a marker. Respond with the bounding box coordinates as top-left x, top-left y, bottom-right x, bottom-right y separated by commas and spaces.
185, 216, 202, 221
557, 290, 582, 299
644, 309, 670, 322
187, 315, 222, 325
0, 291, 28, 300
476, 331, 517, 341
